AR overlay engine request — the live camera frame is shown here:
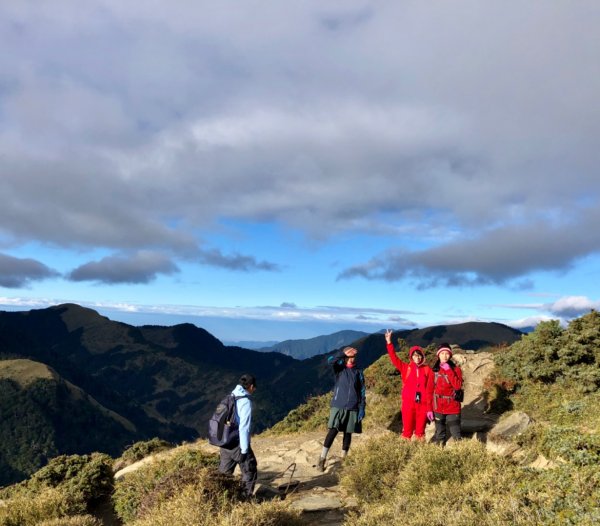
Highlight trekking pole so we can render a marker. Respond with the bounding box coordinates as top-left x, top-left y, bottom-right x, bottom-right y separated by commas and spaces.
277, 462, 300, 496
